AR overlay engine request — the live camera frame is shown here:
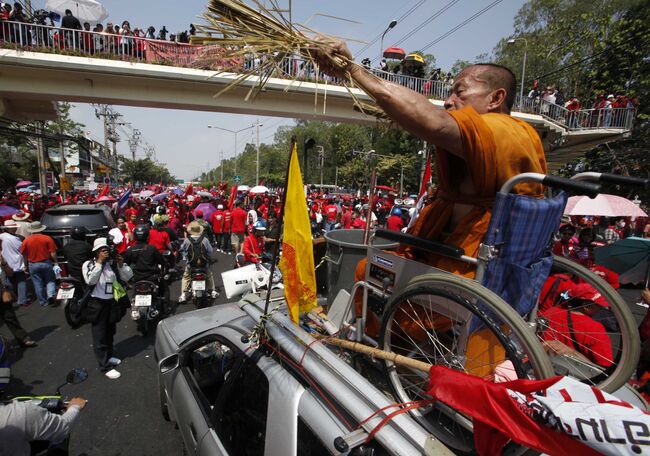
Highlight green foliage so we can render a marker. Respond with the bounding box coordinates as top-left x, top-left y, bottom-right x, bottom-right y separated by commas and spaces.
121, 158, 175, 184
206, 121, 426, 193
